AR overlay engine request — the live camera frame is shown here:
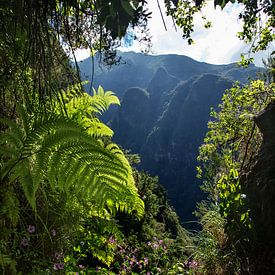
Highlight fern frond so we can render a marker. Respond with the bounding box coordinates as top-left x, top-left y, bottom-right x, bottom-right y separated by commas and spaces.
0, 108, 144, 217
0, 117, 25, 140
16, 104, 31, 135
